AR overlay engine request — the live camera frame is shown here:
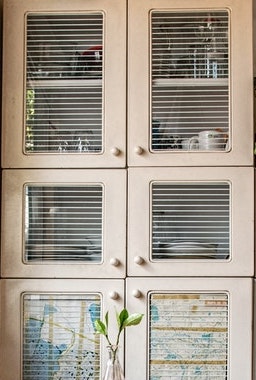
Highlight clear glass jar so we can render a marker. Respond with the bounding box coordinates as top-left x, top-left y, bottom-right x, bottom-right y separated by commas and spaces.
103, 346, 124, 380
